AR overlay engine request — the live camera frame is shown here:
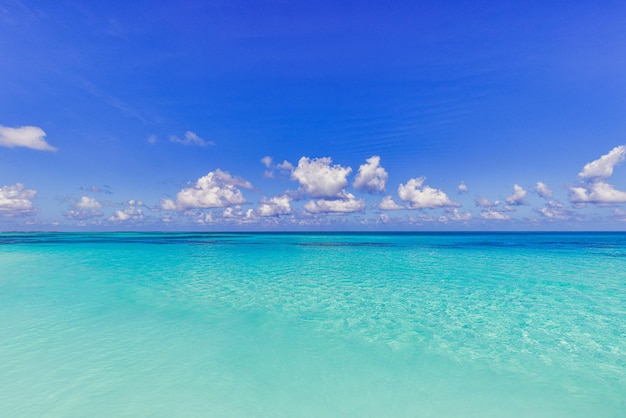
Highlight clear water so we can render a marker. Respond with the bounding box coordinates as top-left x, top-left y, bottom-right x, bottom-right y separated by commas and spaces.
1, 232, 625, 417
